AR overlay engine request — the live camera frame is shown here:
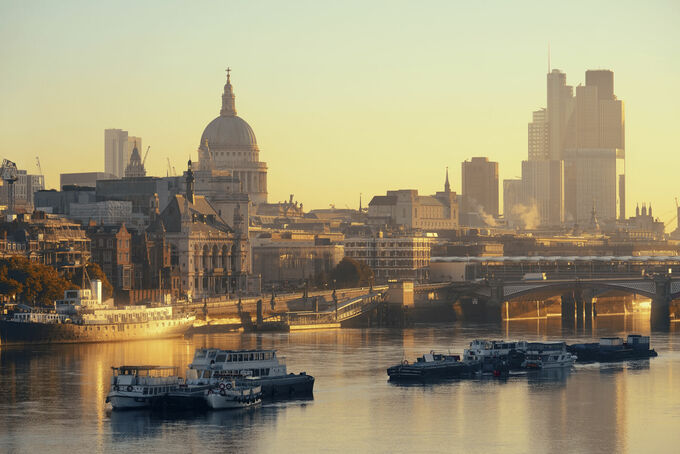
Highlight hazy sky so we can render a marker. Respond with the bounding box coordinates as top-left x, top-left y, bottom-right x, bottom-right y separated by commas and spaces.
1, 1, 679, 222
